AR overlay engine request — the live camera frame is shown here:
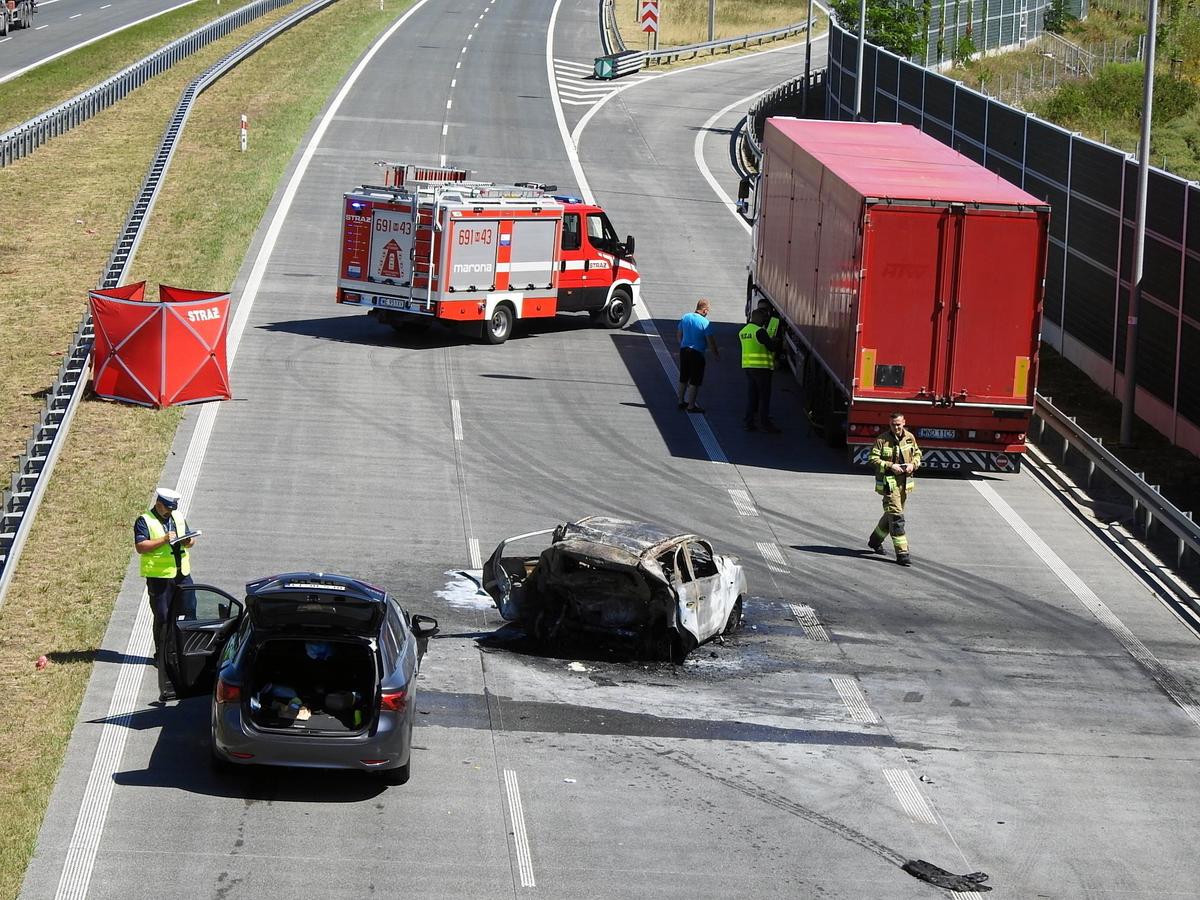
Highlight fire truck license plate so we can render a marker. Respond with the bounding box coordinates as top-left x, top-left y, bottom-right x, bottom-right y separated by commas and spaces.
373, 295, 409, 310
917, 428, 957, 440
